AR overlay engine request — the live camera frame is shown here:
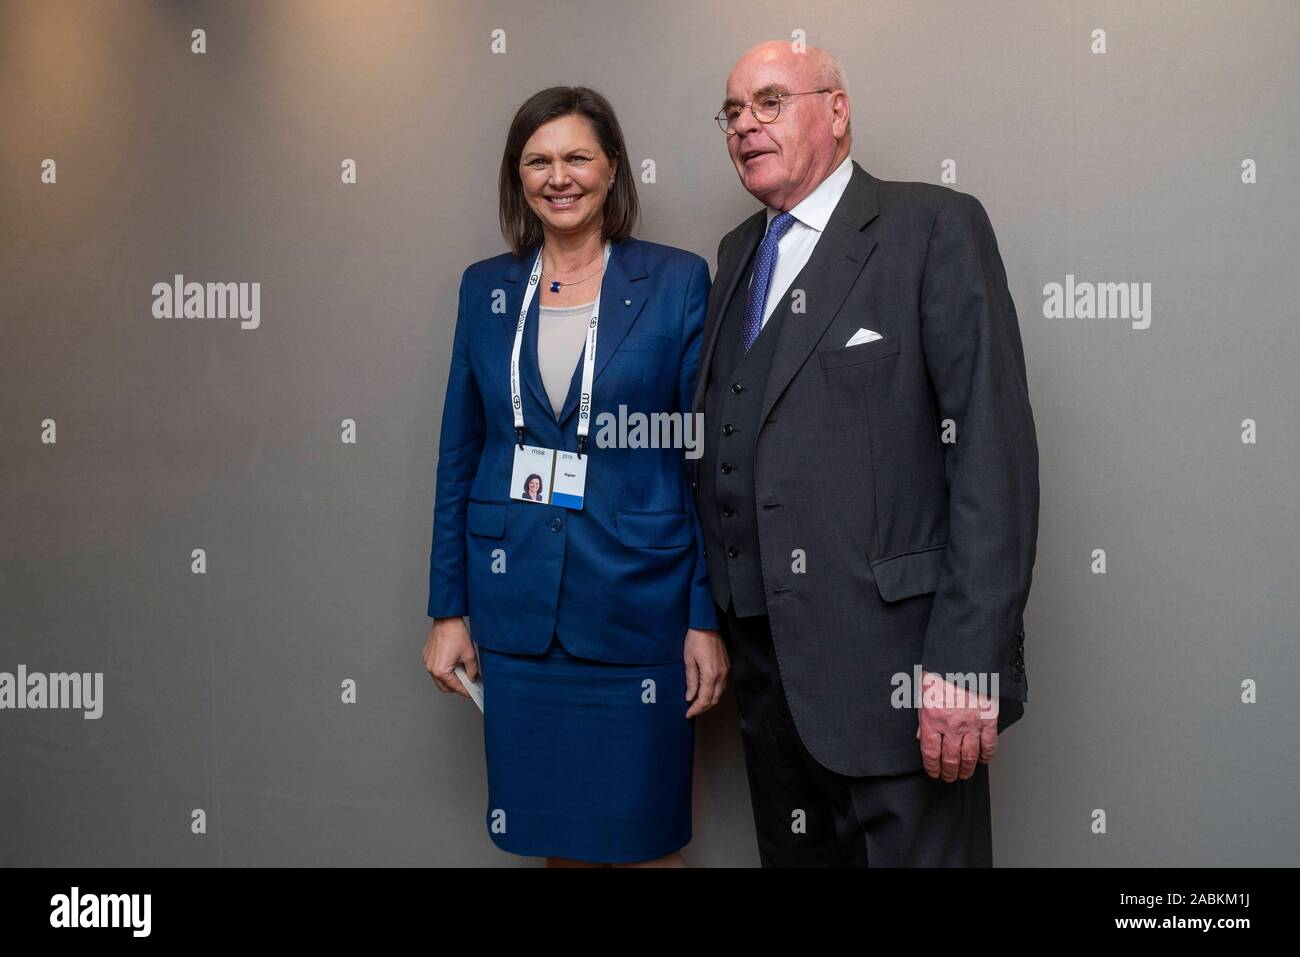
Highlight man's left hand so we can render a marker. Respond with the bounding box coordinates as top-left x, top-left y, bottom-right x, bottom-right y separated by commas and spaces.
915, 669, 999, 781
